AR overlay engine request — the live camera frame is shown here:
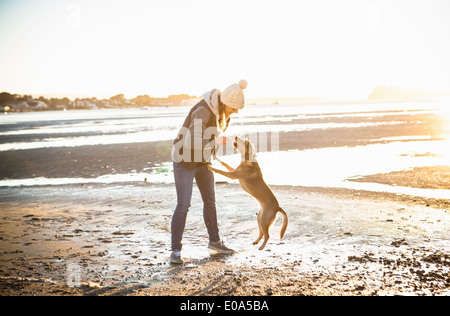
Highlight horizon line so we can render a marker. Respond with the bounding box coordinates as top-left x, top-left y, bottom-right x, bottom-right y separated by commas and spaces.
2, 91, 365, 102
